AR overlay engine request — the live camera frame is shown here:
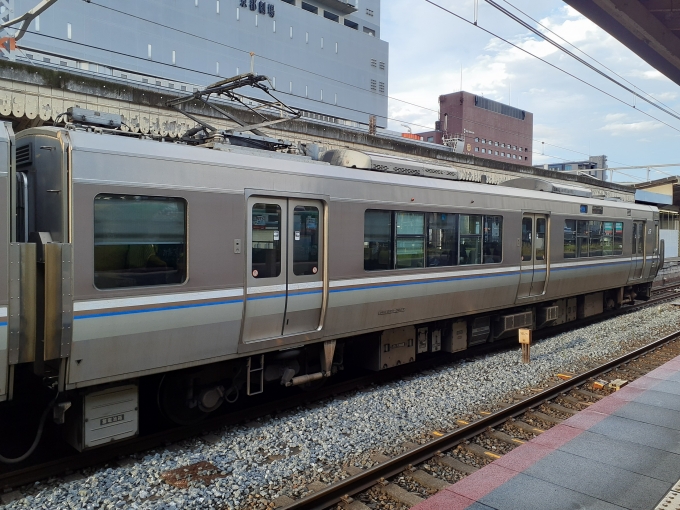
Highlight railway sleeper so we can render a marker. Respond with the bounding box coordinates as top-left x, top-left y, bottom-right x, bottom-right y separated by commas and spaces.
487, 429, 525, 446
340, 498, 371, 510
559, 395, 592, 407
546, 402, 579, 415
510, 420, 545, 435
527, 410, 563, 425
409, 469, 450, 491
379, 482, 424, 507
435, 453, 479, 475
461, 442, 502, 461
573, 388, 604, 400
